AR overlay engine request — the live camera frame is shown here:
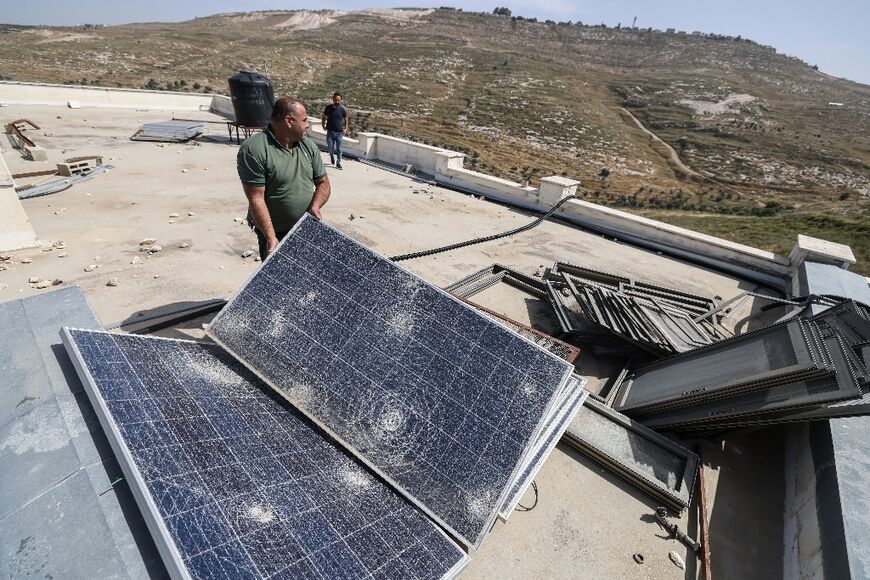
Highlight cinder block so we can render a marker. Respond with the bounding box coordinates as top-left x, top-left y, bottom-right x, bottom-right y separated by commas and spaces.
56, 161, 92, 176
25, 145, 48, 162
